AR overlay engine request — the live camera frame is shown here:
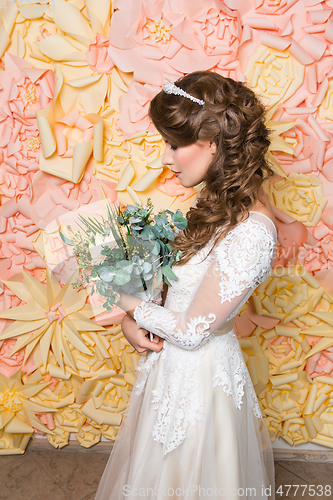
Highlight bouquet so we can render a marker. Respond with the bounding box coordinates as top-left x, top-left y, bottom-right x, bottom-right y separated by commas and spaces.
61, 200, 187, 311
